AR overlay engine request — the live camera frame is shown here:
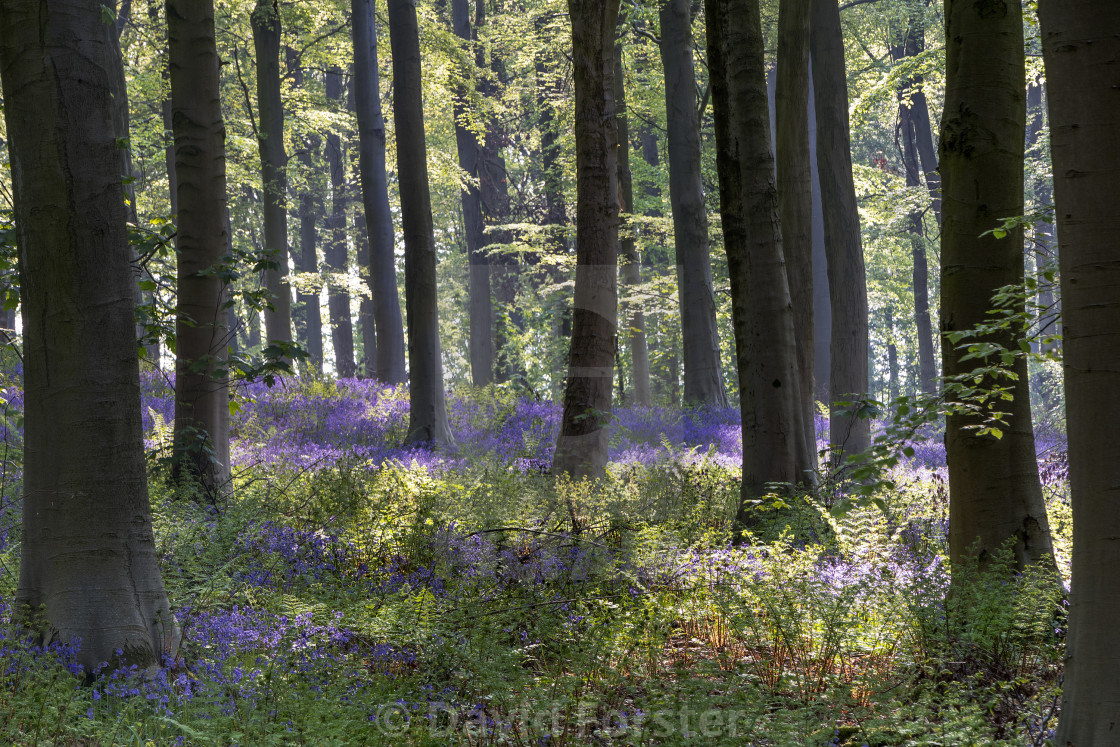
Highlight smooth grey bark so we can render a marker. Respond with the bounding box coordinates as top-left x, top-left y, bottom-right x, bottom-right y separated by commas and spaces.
0, 0, 178, 669
251, 0, 292, 345
290, 54, 324, 373
351, 0, 406, 384
707, 0, 810, 514
324, 67, 356, 378
891, 15, 936, 395
810, 0, 870, 464
450, 0, 495, 389
809, 71, 830, 406
355, 212, 377, 377
167, 0, 232, 495
940, 0, 1052, 570
614, 35, 651, 406
552, 0, 621, 481
659, 0, 727, 407
450, 0, 494, 387
775, 0, 817, 470
388, 0, 453, 446
1039, 2, 1120, 740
